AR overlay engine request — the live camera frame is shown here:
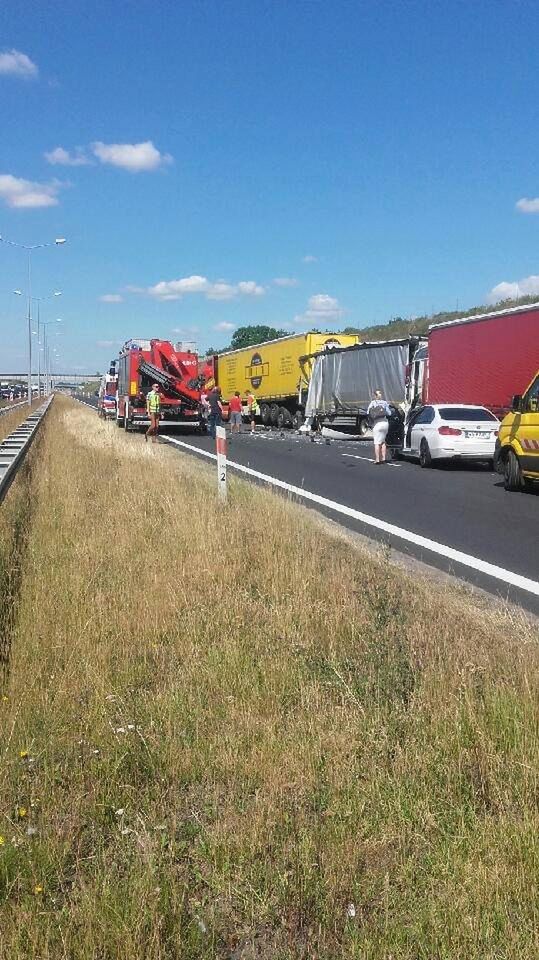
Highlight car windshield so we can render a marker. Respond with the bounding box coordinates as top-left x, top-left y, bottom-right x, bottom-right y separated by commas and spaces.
439, 407, 497, 422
